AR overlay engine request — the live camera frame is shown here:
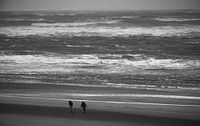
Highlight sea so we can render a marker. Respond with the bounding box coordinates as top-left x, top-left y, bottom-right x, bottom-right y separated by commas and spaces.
0, 10, 200, 96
